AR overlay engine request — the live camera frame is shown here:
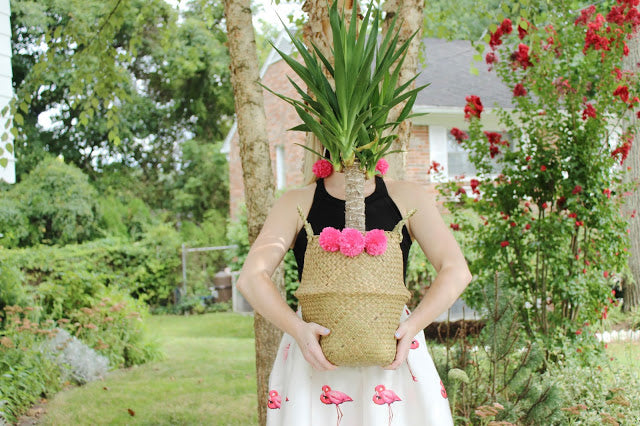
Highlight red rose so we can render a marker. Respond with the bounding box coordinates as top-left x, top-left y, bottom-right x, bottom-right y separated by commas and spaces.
575, 5, 596, 26
464, 95, 484, 120
540, 165, 547, 171
542, 202, 548, 209
513, 83, 527, 97
510, 221, 517, 227
582, 103, 597, 120
603, 188, 611, 199
428, 160, 442, 174
500, 18, 513, 34
572, 185, 583, 195
470, 178, 480, 193
512, 43, 533, 69
450, 127, 469, 143
489, 27, 504, 50
525, 223, 531, 230
568, 212, 577, 218
613, 85, 630, 103
576, 220, 584, 227
450, 223, 460, 231
500, 241, 510, 247
485, 52, 497, 66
